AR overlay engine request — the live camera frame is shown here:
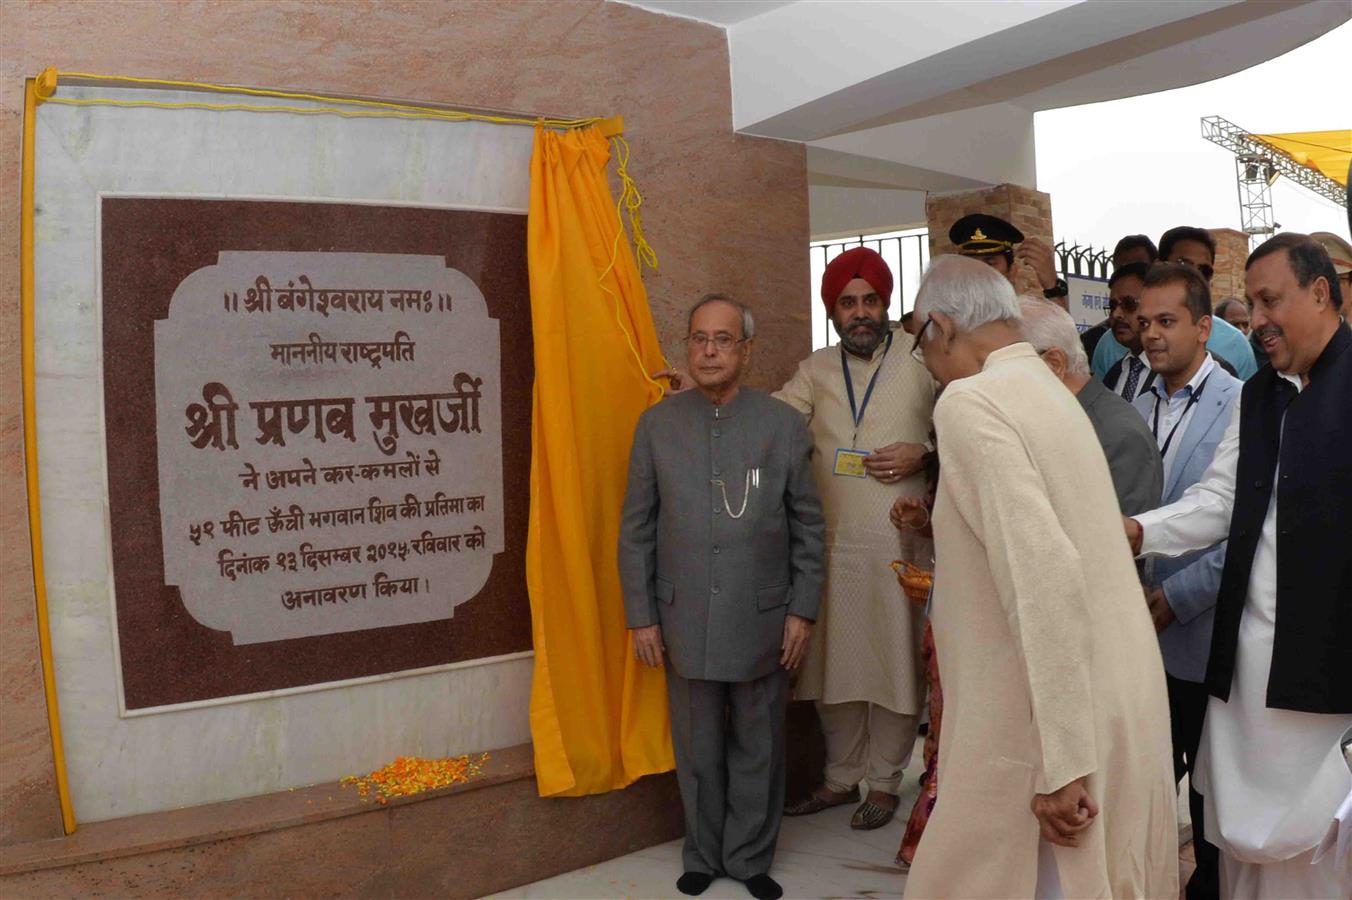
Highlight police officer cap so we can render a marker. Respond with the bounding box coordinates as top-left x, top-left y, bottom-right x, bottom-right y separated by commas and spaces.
949, 214, 1024, 256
